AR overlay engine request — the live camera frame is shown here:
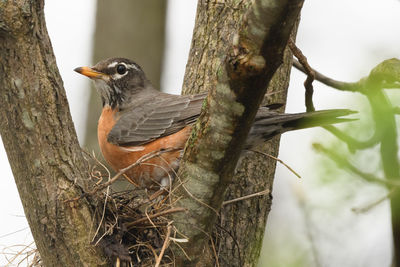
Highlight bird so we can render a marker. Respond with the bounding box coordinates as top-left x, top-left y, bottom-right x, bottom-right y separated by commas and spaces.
74, 57, 354, 188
